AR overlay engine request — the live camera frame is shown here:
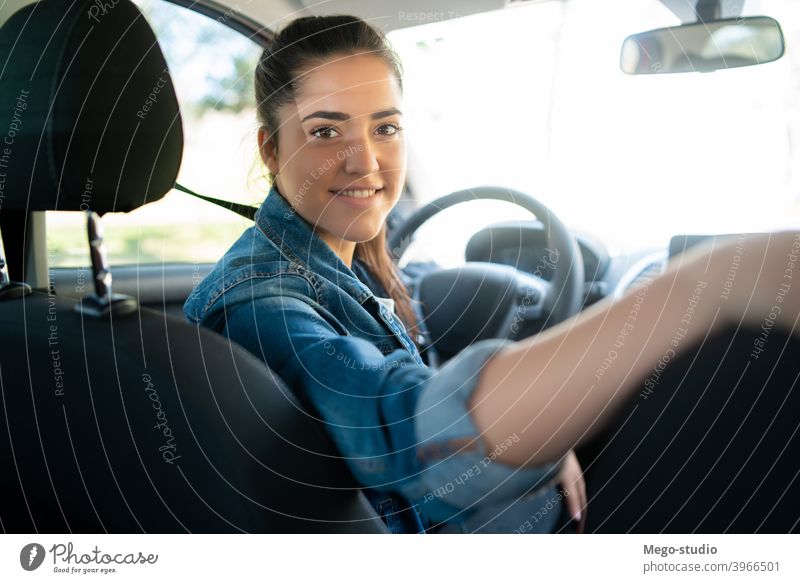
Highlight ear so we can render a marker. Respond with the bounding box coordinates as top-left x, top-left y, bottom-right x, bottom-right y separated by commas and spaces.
257, 126, 279, 176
